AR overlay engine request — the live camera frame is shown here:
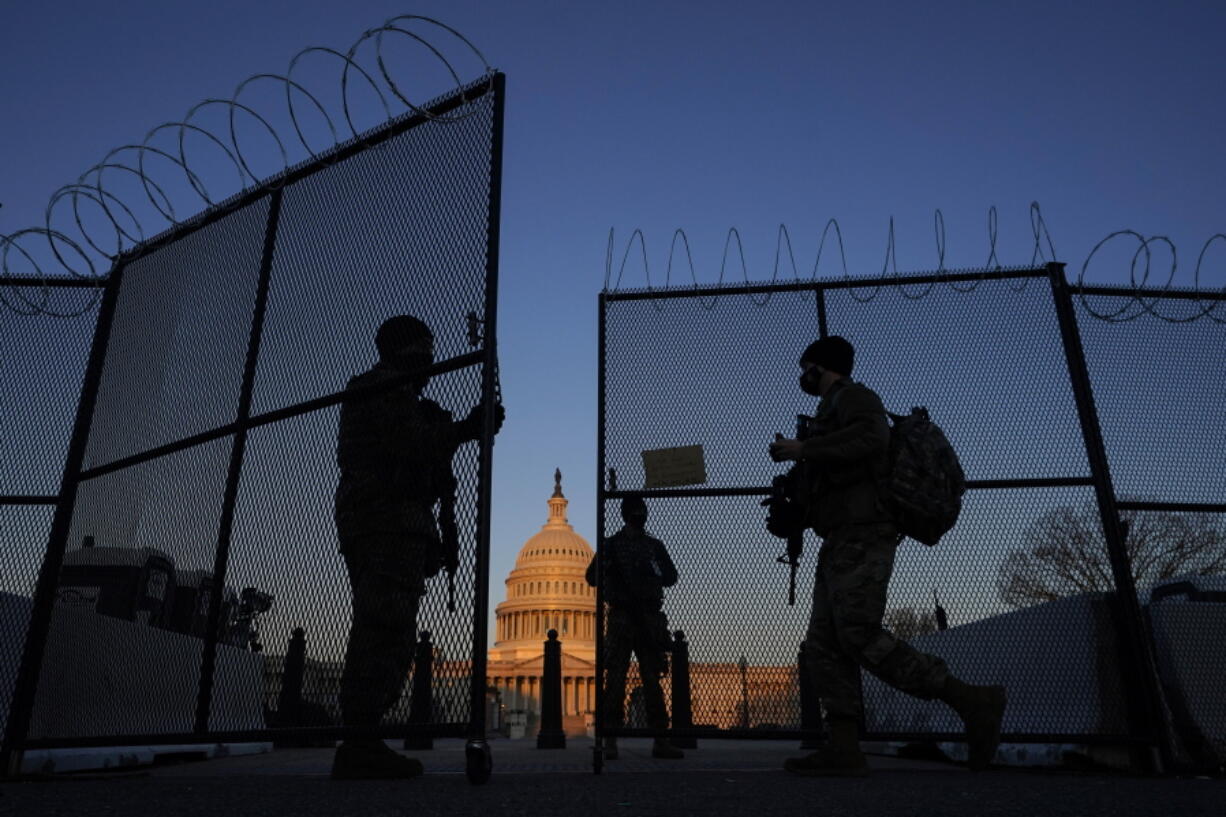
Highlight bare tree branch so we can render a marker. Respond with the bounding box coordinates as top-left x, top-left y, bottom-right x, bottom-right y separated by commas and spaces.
996, 503, 1226, 608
